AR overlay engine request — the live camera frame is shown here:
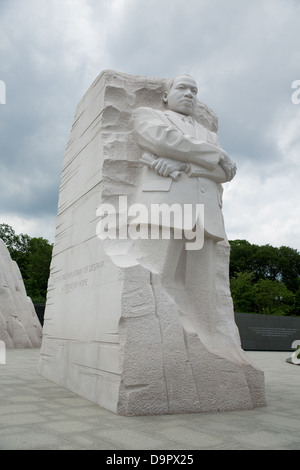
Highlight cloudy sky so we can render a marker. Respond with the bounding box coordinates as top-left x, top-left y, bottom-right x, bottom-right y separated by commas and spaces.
0, 0, 300, 250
